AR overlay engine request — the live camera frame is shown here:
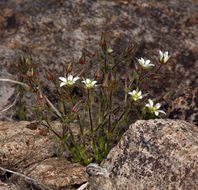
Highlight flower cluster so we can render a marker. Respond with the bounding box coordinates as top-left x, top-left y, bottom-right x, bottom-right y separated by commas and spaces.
137, 50, 170, 69
59, 75, 97, 89
128, 89, 166, 116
